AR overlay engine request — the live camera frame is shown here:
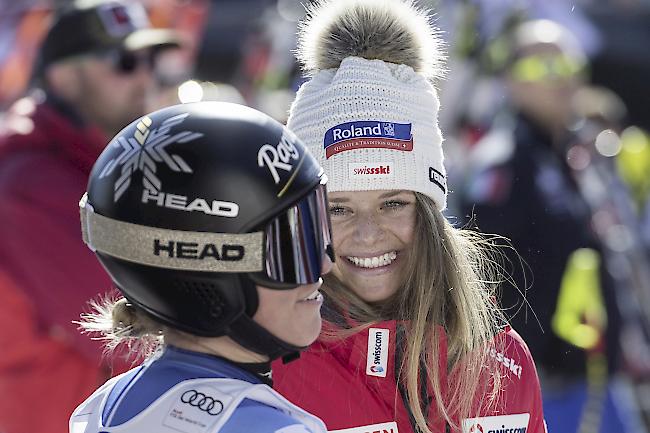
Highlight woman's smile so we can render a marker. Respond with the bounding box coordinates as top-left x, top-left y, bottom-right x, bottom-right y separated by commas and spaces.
328, 190, 416, 302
